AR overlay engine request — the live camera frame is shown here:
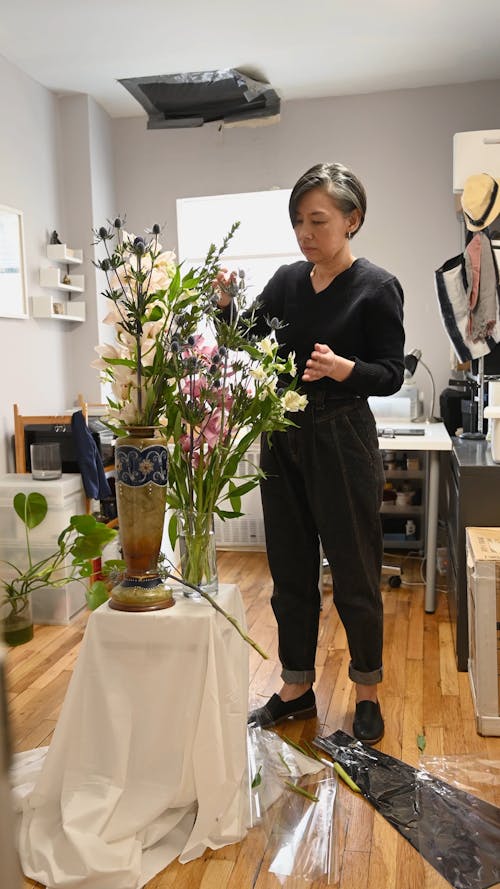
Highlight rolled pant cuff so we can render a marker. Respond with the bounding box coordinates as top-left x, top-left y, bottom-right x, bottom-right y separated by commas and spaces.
281, 668, 316, 684
348, 663, 383, 685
